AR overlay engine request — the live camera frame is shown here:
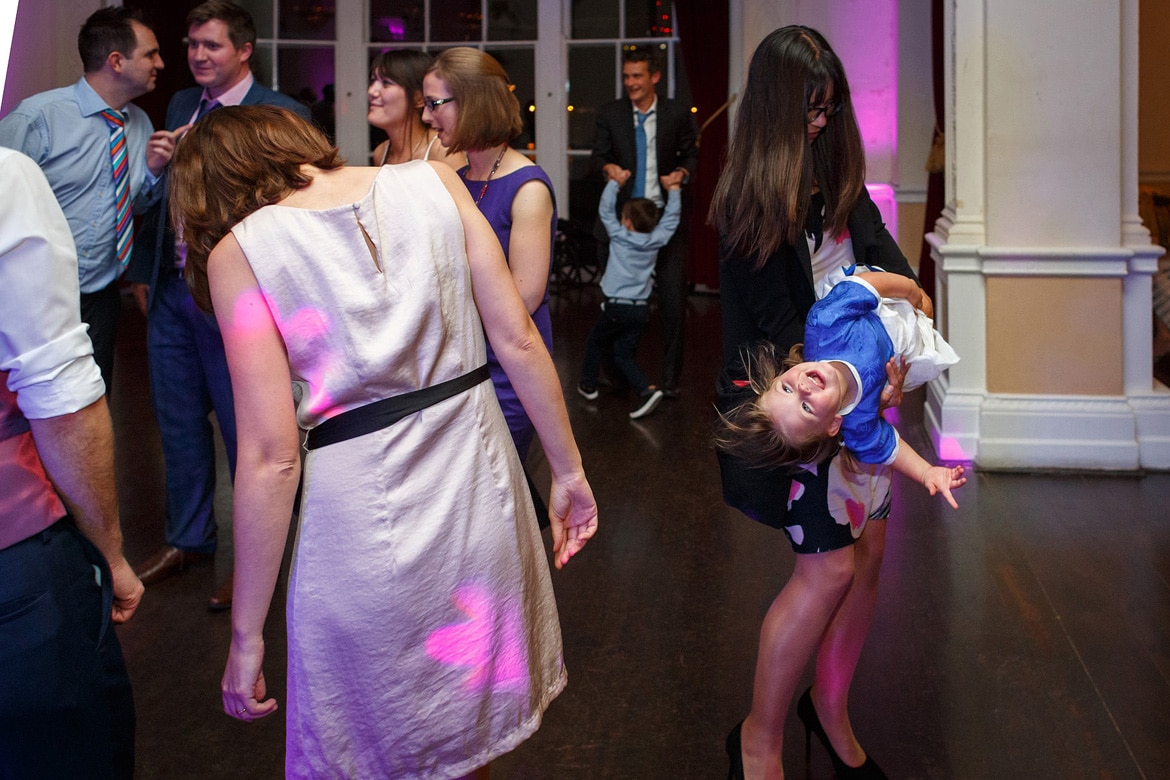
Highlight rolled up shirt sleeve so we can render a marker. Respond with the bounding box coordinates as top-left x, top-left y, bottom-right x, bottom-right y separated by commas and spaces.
0, 150, 105, 419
